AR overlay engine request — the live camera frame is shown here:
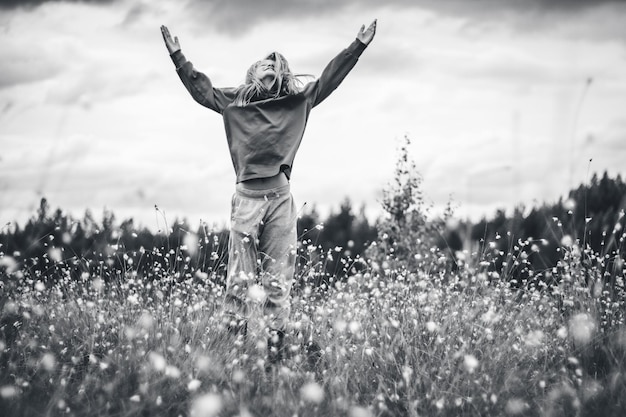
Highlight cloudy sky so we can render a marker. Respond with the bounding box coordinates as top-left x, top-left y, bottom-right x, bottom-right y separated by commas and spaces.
1, 0, 625, 230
